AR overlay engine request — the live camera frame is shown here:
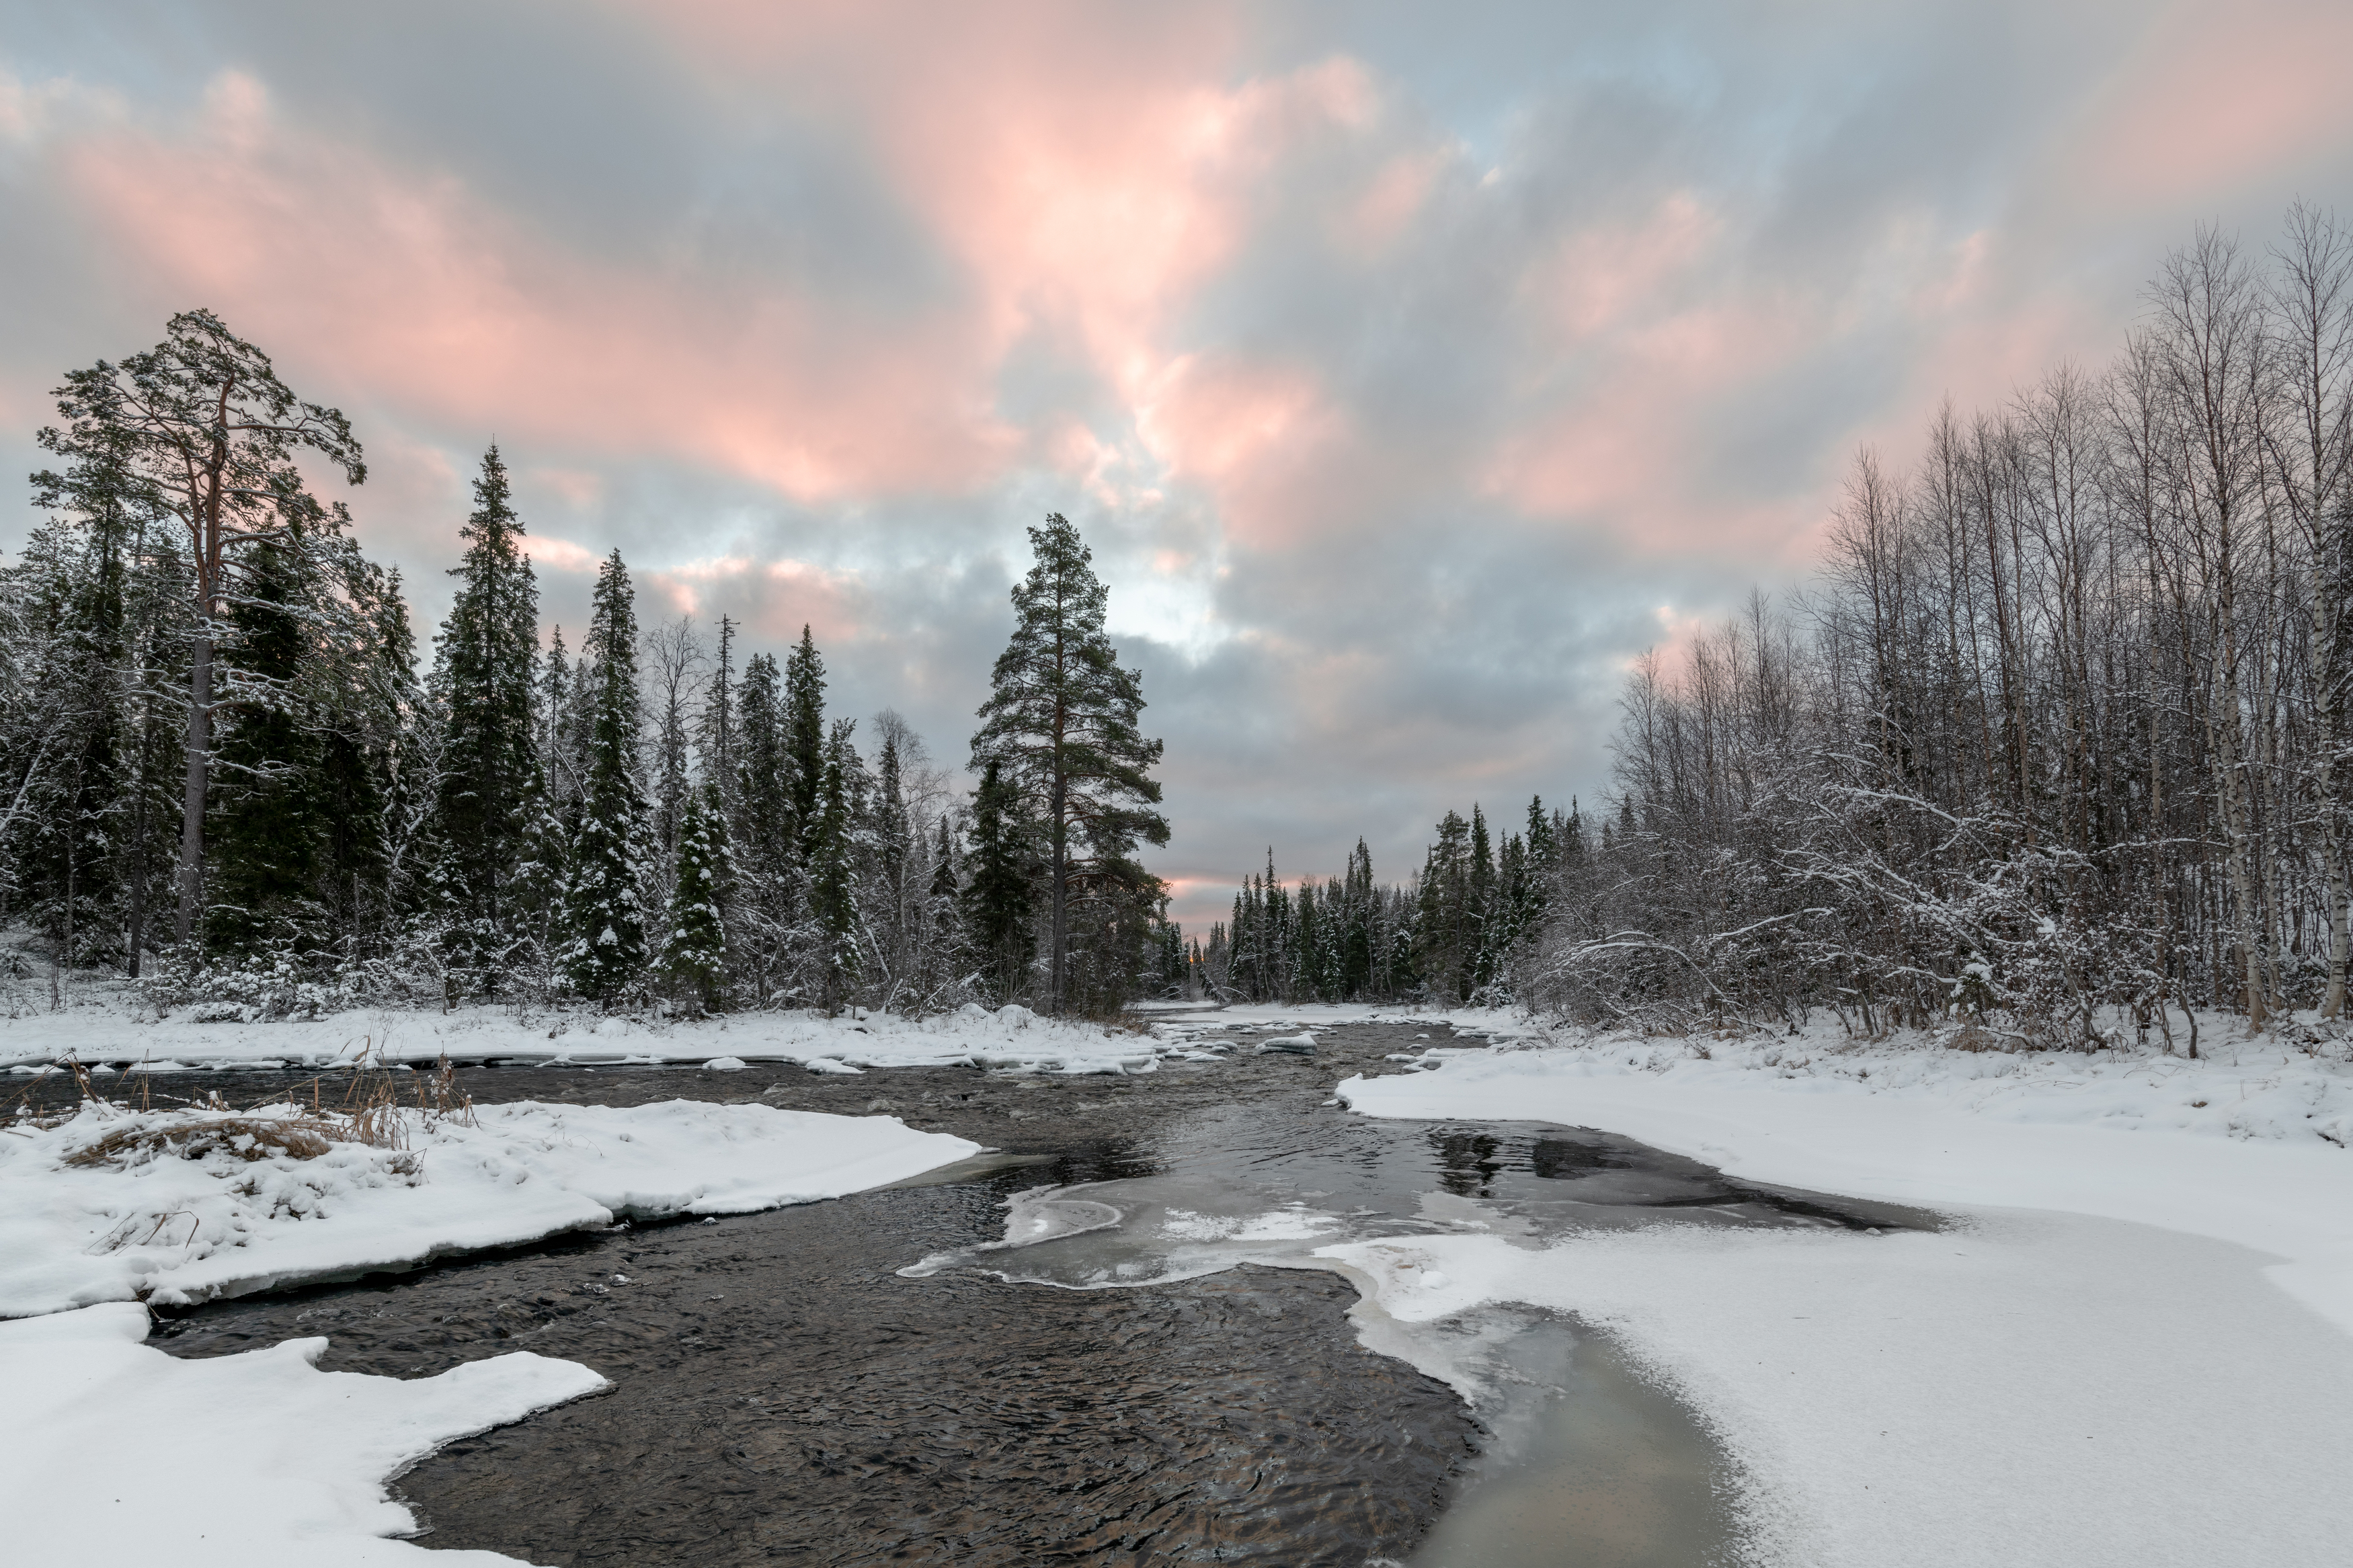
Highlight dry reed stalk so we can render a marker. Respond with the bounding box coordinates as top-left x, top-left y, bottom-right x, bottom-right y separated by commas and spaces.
63, 1116, 343, 1167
